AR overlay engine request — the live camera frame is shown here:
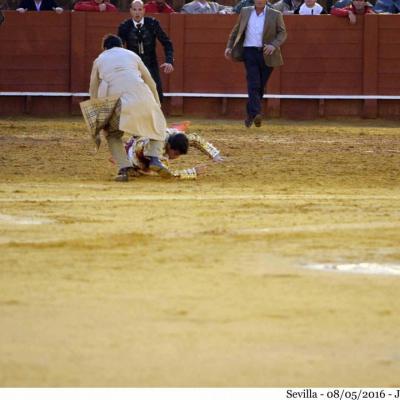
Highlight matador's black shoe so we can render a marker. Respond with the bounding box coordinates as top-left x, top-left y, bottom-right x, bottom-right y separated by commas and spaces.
114, 167, 137, 182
